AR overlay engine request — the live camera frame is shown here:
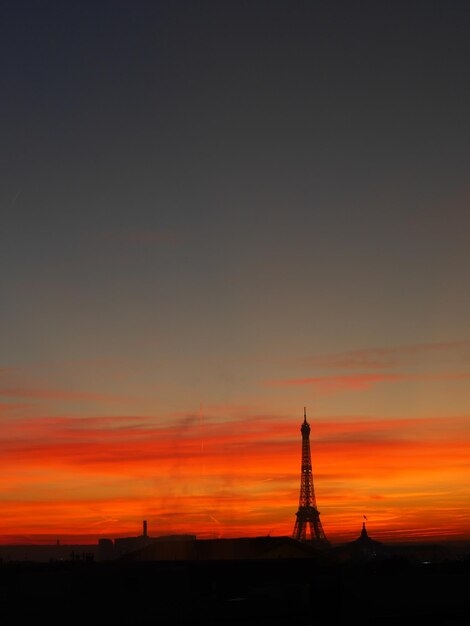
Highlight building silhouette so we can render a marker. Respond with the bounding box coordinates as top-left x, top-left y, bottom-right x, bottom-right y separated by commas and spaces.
343, 521, 385, 561
292, 408, 329, 545
113, 519, 154, 558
